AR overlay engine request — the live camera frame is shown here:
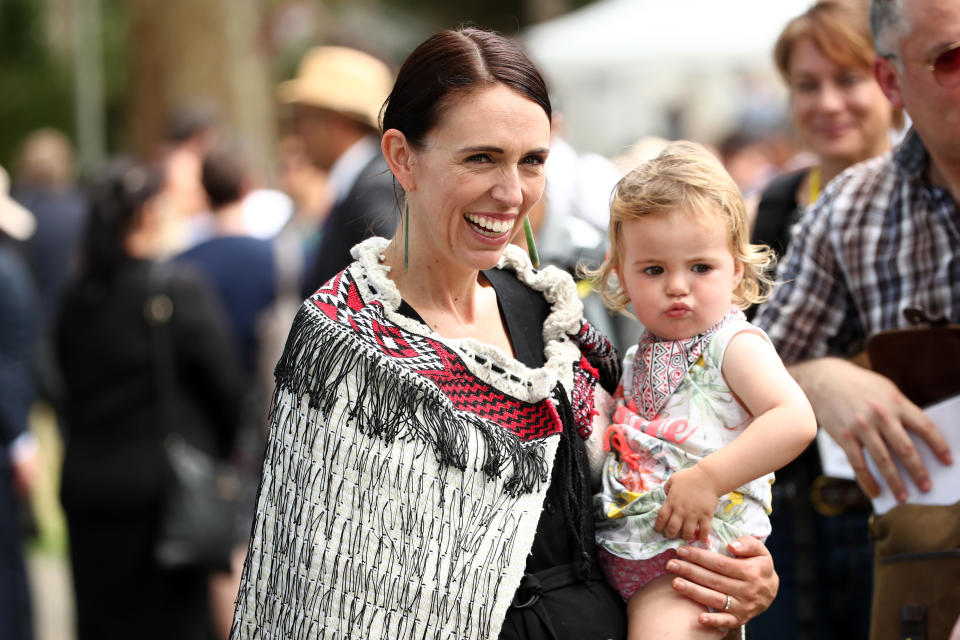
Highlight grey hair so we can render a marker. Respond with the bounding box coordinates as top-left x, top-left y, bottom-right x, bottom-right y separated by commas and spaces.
870, 0, 907, 56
